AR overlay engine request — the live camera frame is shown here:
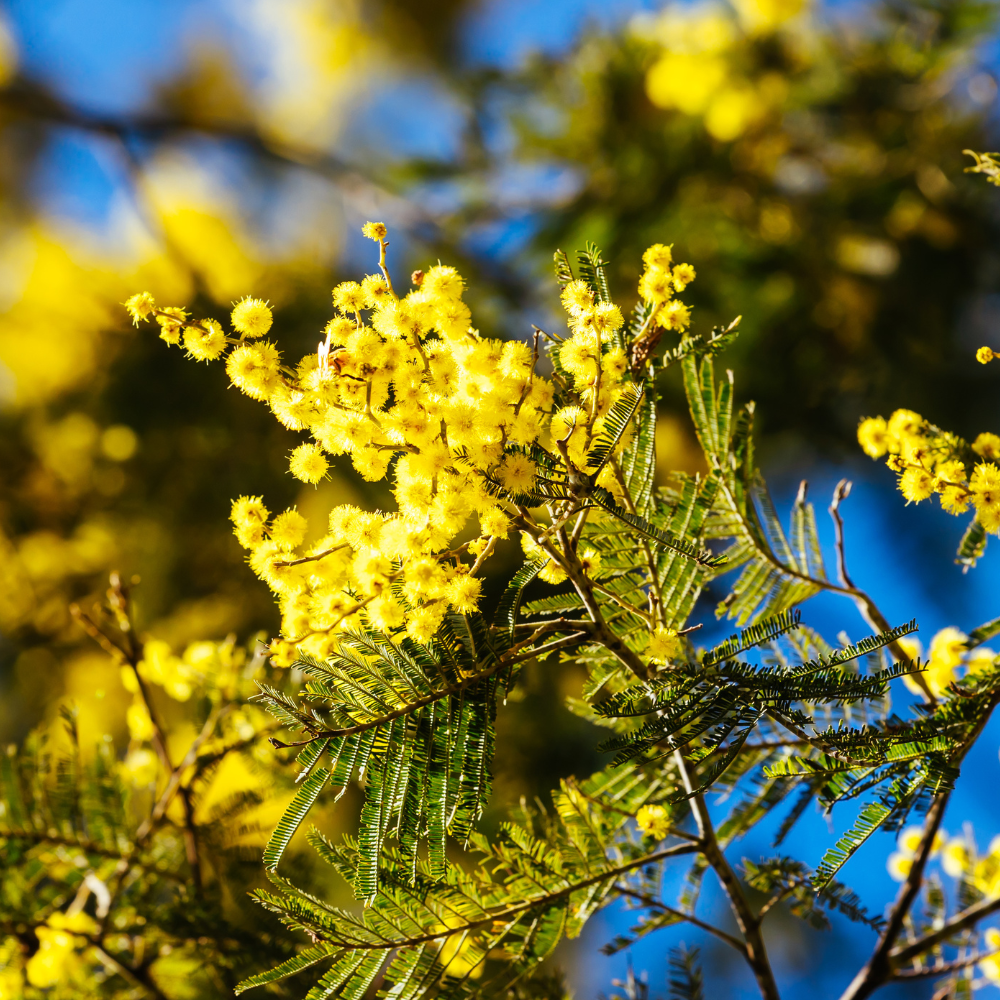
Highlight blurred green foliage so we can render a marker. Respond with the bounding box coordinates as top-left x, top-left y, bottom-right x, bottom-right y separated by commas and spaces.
462, 0, 1000, 450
